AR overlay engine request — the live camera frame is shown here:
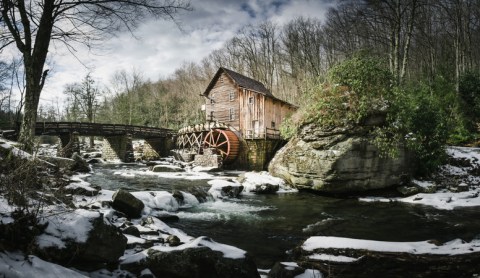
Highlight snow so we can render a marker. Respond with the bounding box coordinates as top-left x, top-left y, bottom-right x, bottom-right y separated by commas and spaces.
360, 146, 480, 210
6, 144, 480, 277
394, 190, 480, 210
302, 236, 480, 255
447, 146, 480, 162
132, 191, 180, 212
36, 209, 100, 248
111, 166, 217, 180
0, 196, 15, 224
191, 165, 219, 172
208, 179, 243, 199
412, 179, 435, 189
0, 140, 32, 159
124, 234, 146, 245
361, 187, 480, 210
0, 252, 87, 278
122, 236, 246, 264
241, 171, 297, 193
308, 253, 360, 263
295, 269, 323, 278
66, 173, 97, 192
